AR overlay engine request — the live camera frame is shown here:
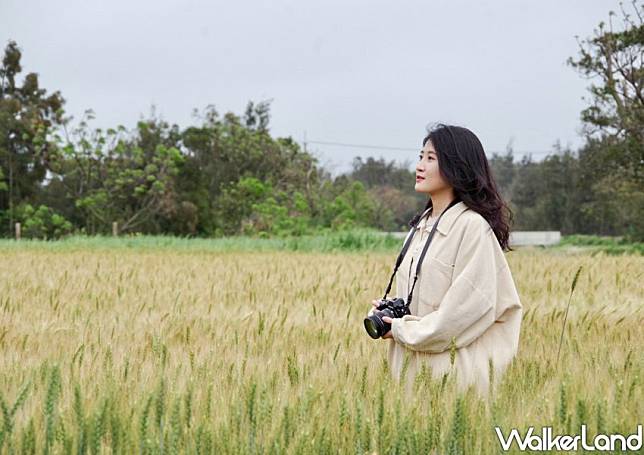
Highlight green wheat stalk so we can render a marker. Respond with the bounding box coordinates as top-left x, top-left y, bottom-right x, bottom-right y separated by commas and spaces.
44, 365, 62, 454
139, 395, 153, 455
556, 266, 583, 367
